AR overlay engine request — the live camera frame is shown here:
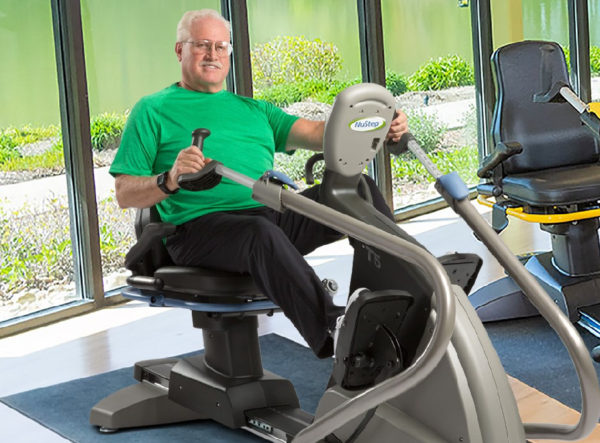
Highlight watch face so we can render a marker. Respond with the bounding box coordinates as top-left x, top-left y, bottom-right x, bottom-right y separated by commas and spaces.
158, 172, 173, 194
